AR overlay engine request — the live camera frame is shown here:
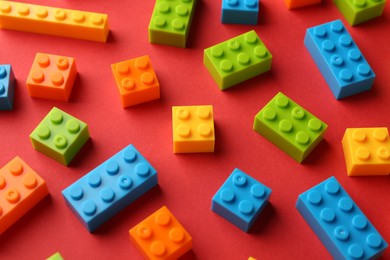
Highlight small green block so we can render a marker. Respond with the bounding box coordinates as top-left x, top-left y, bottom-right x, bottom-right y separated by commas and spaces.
253, 92, 328, 163
46, 252, 63, 260
204, 30, 272, 91
333, 0, 386, 26
148, 0, 196, 48
30, 107, 90, 166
